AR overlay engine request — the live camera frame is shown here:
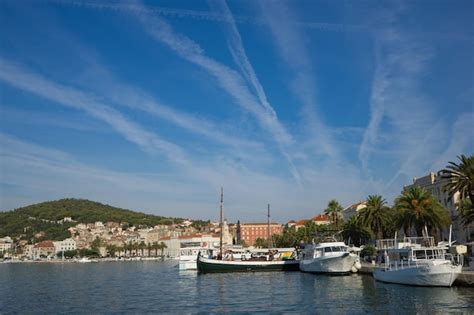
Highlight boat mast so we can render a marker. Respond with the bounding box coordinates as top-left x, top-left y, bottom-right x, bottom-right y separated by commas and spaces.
220, 187, 224, 259
267, 204, 271, 249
